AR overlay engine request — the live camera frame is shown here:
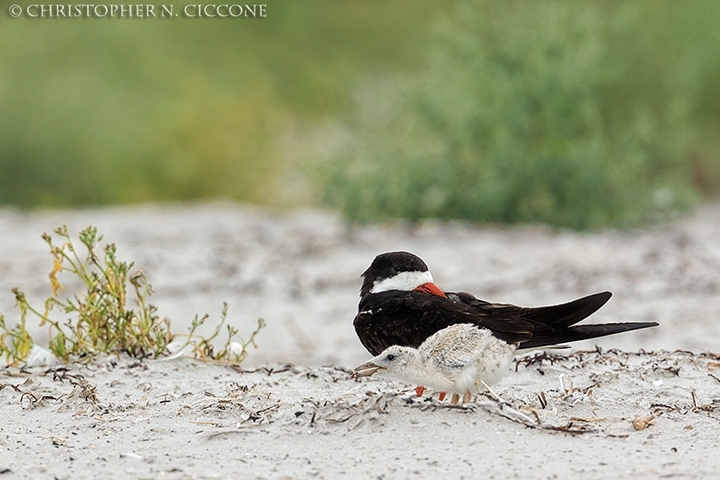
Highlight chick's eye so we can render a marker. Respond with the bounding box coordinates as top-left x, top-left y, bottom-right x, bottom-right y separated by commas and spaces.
386, 354, 396, 361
